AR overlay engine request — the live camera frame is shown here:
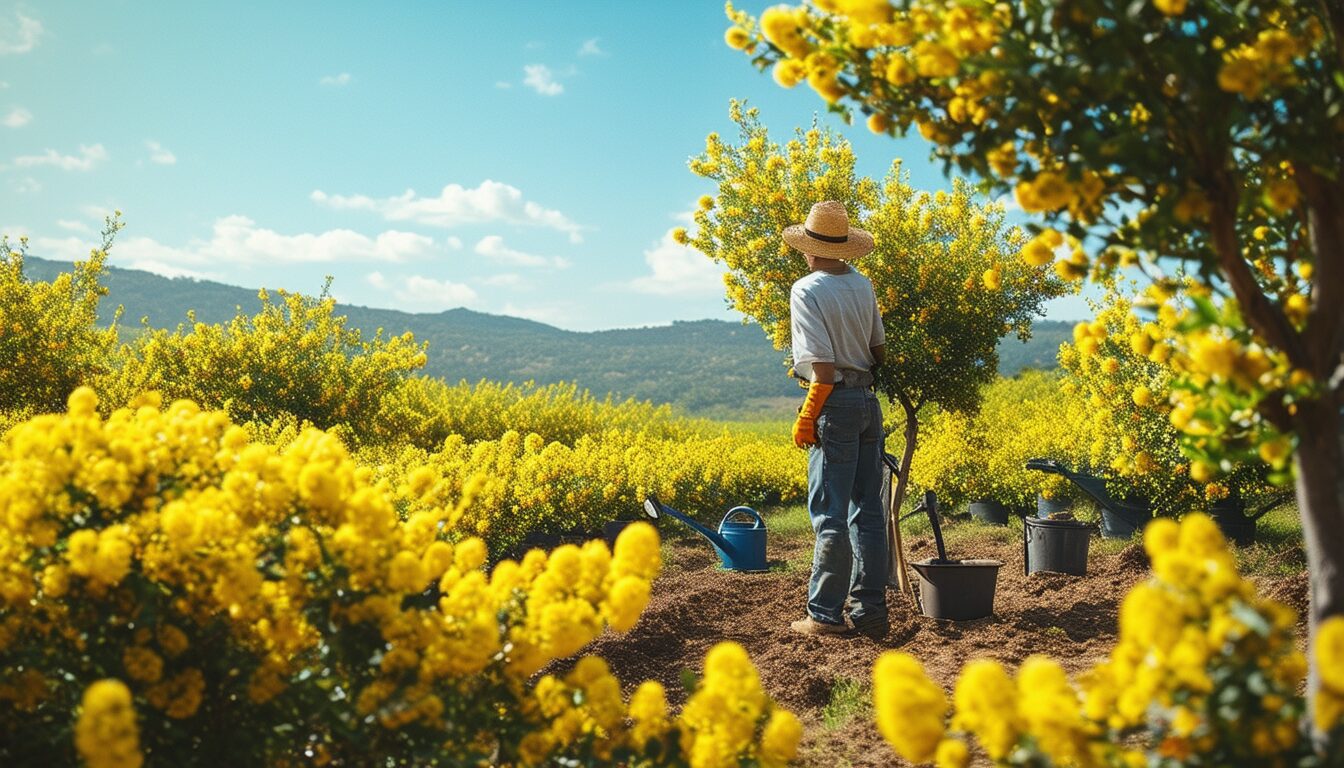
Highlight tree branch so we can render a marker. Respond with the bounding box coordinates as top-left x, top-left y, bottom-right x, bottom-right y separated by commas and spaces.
1207, 173, 1308, 367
